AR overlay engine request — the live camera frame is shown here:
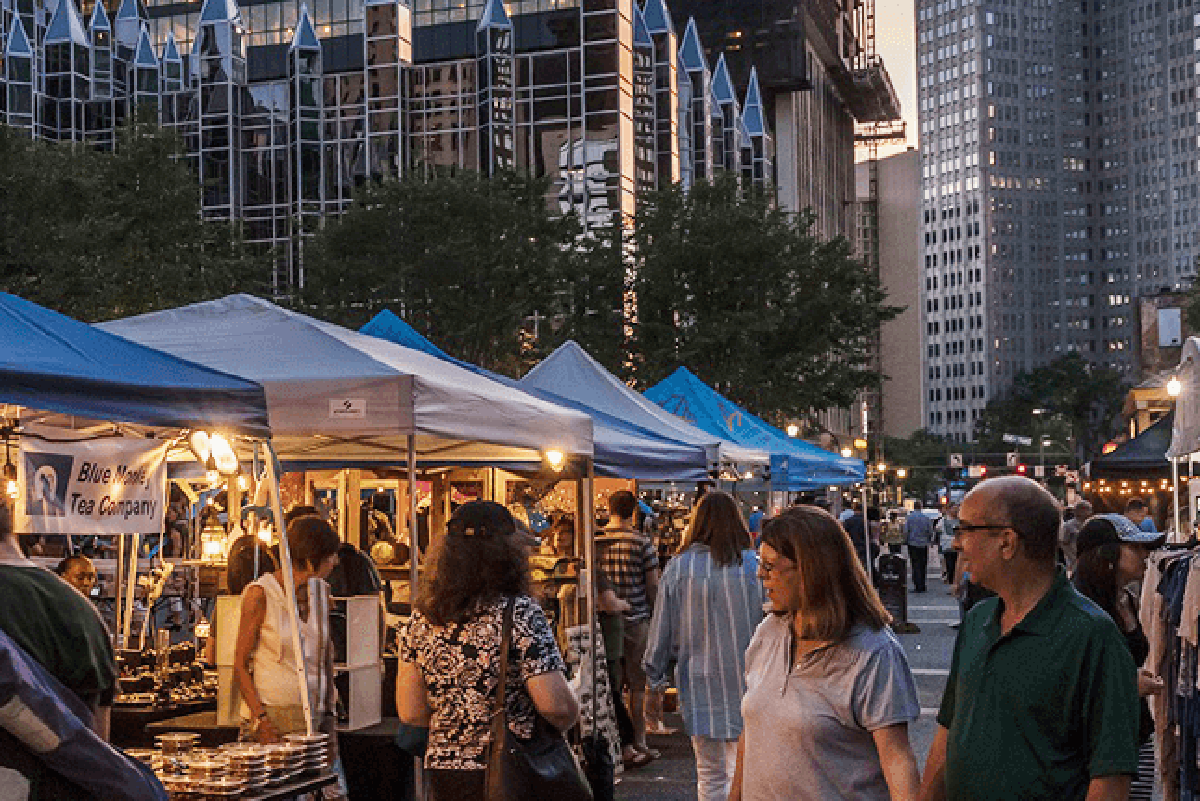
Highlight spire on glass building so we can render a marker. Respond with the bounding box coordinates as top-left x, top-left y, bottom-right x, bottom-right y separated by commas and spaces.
709, 53, 740, 174
475, 0, 514, 175
643, 0, 679, 187
740, 66, 771, 190
3, 15, 33, 134
678, 17, 711, 184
